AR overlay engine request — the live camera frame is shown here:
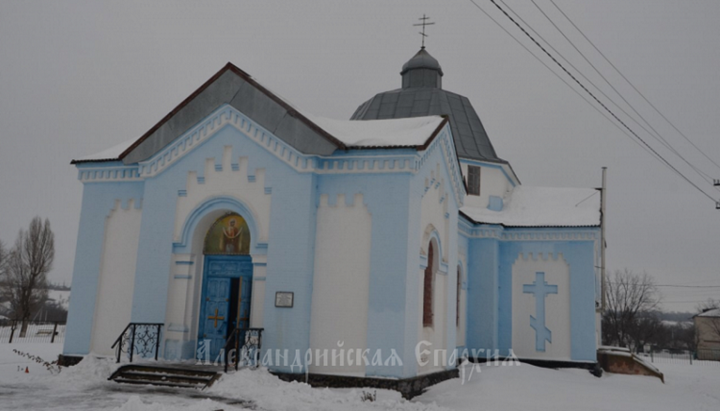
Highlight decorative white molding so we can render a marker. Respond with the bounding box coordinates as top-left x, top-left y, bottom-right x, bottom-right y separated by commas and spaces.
77, 107, 467, 204
78, 165, 142, 183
